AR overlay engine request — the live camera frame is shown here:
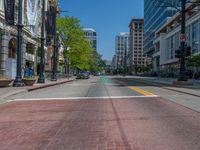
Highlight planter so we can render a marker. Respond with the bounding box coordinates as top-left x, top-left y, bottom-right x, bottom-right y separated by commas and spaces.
22, 78, 36, 86
0, 79, 13, 87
